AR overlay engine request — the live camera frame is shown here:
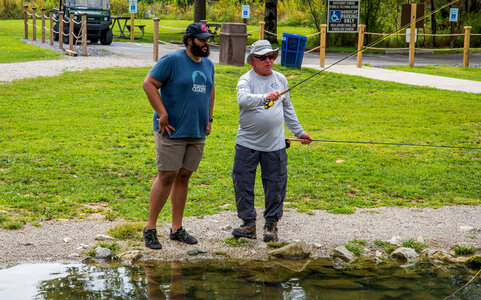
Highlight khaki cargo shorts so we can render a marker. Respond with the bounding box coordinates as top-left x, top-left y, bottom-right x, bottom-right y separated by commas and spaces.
154, 132, 205, 172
